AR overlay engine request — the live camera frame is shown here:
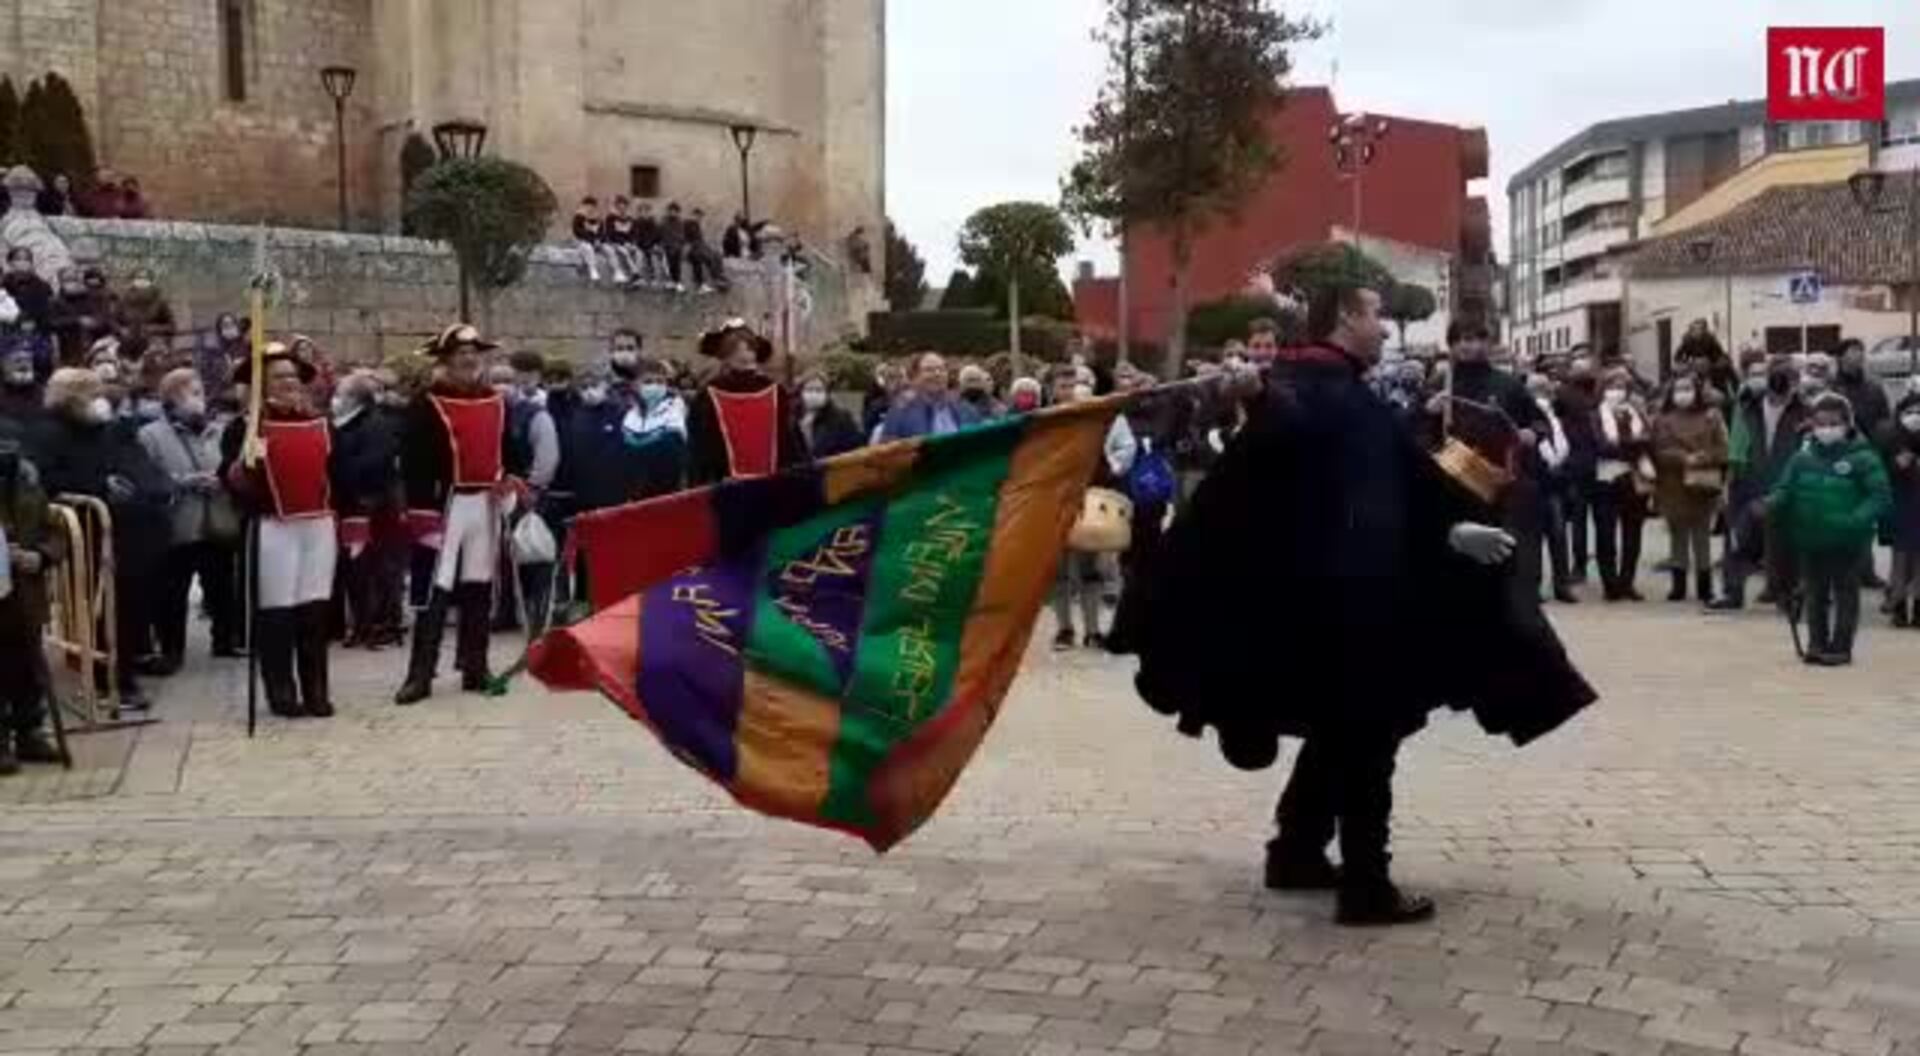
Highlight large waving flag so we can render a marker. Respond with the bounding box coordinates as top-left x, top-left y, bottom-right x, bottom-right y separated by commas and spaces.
529, 397, 1123, 851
